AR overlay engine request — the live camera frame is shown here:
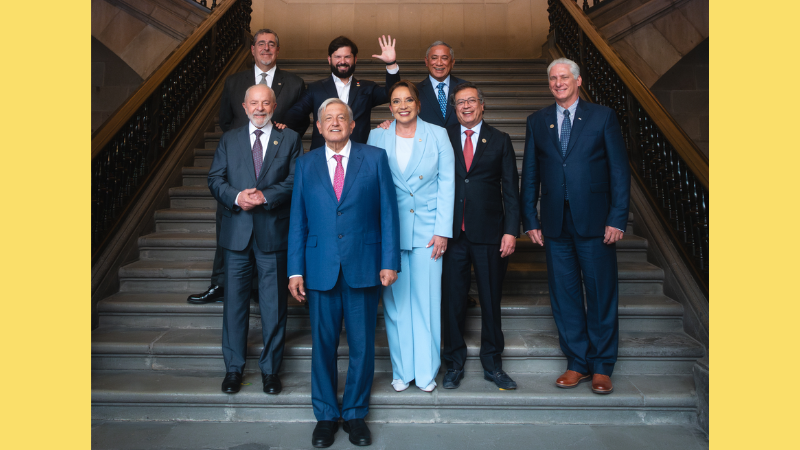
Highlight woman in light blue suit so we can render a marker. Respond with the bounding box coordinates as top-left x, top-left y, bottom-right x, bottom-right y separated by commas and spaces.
367, 80, 455, 392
